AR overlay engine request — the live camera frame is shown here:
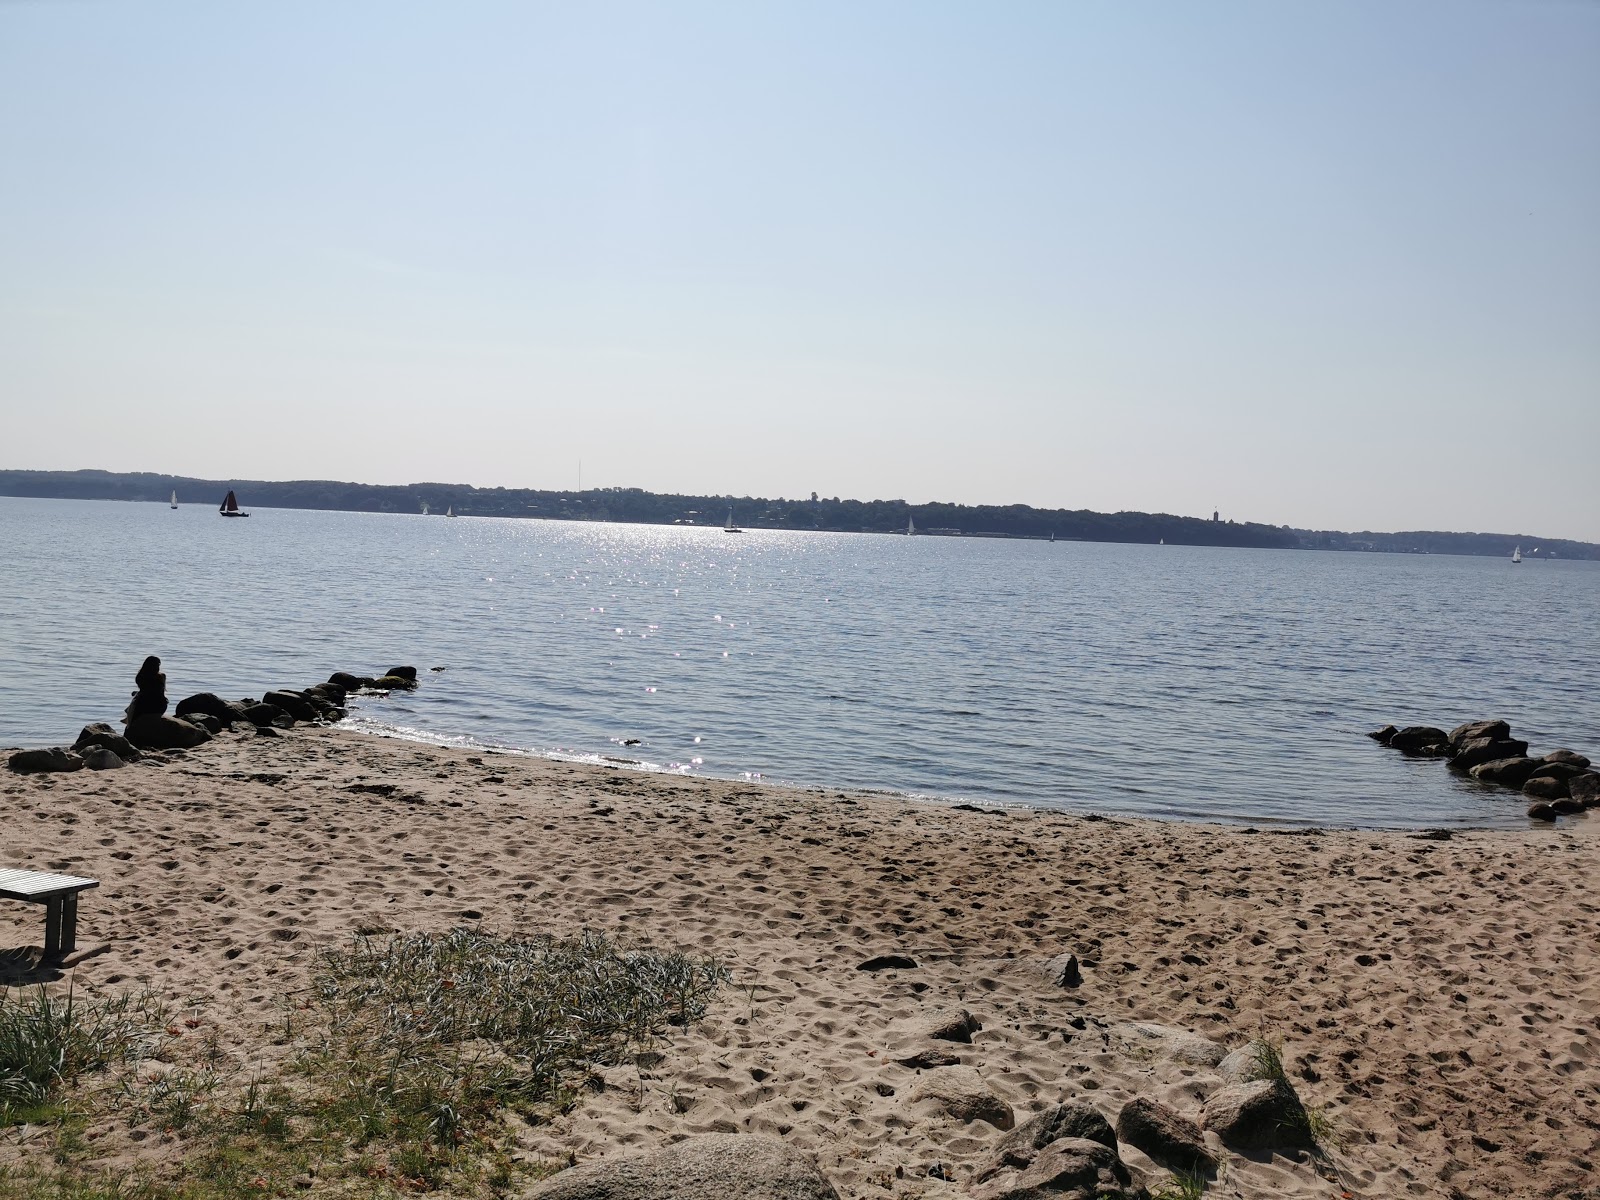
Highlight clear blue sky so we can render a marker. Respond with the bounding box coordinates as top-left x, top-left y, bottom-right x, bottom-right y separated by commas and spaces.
3, 1, 1596, 539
